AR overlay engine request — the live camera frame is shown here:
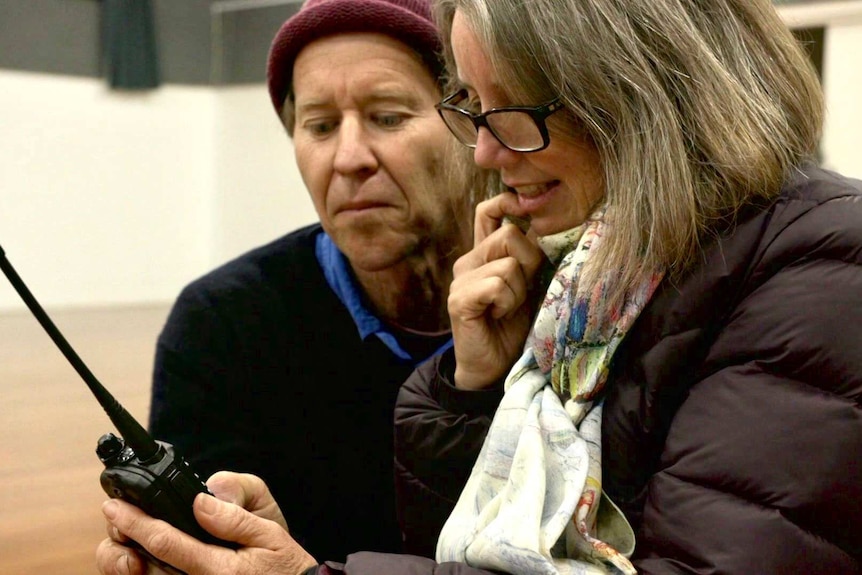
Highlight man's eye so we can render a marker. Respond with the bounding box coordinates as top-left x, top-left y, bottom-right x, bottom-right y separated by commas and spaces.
305, 120, 338, 136
373, 113, 406, 128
